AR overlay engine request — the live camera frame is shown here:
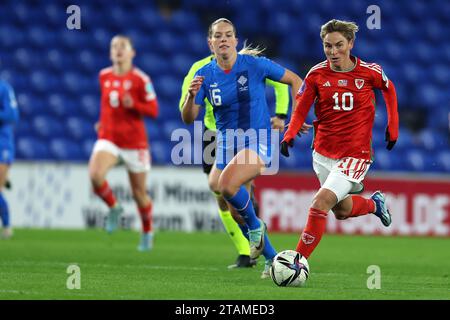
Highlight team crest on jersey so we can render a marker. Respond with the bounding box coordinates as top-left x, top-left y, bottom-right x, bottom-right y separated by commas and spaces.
123, 80, 132, 90
237, 75, 247, 86
113, 80, 120, 88
338, 79, 348, 86
355, 79, 365, 89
